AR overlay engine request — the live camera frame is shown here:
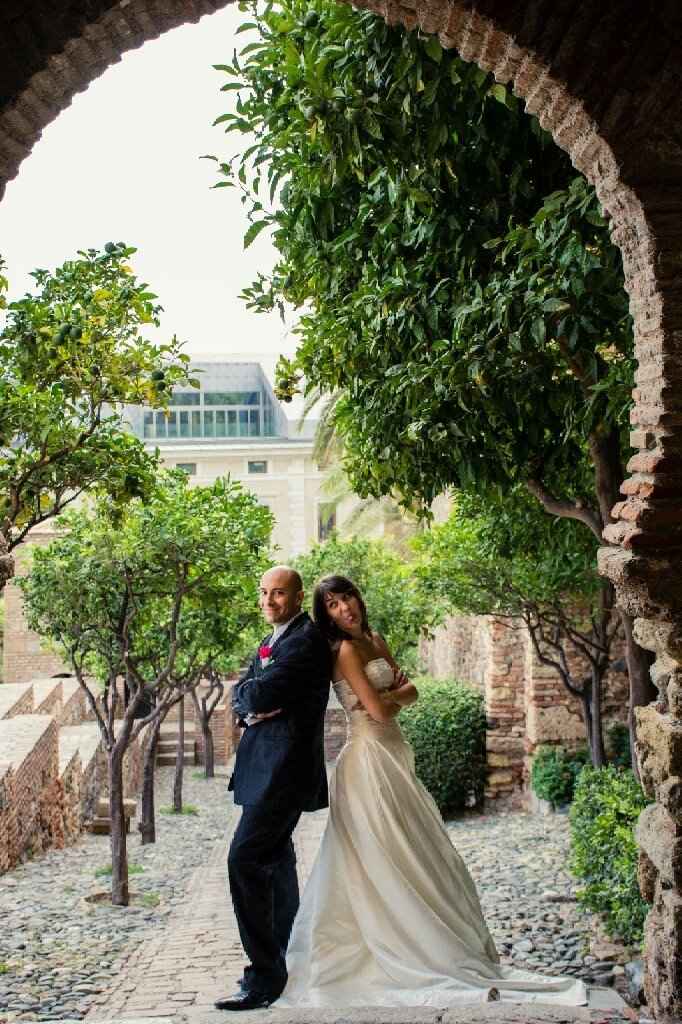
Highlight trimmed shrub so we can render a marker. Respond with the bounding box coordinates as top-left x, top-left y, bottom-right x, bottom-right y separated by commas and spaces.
531, 745, 589, 808
606, 722, 631, 768
400, 677, 486, 816
569, 765, 652, 945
